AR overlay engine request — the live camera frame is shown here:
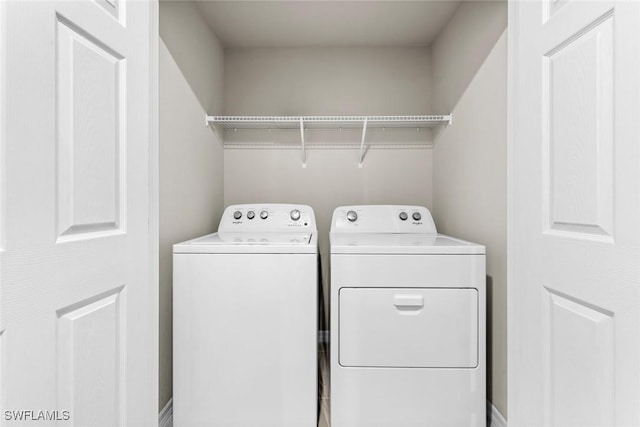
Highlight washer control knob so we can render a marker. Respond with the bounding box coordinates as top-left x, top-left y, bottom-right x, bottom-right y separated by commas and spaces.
260, 210, 269, 220
233, 210, 242, 220
346, 210, 358, 222
399, 212, 408, 221
290, 209, 301, 221
412, 212, 422, 221
246, 210, 255, 220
